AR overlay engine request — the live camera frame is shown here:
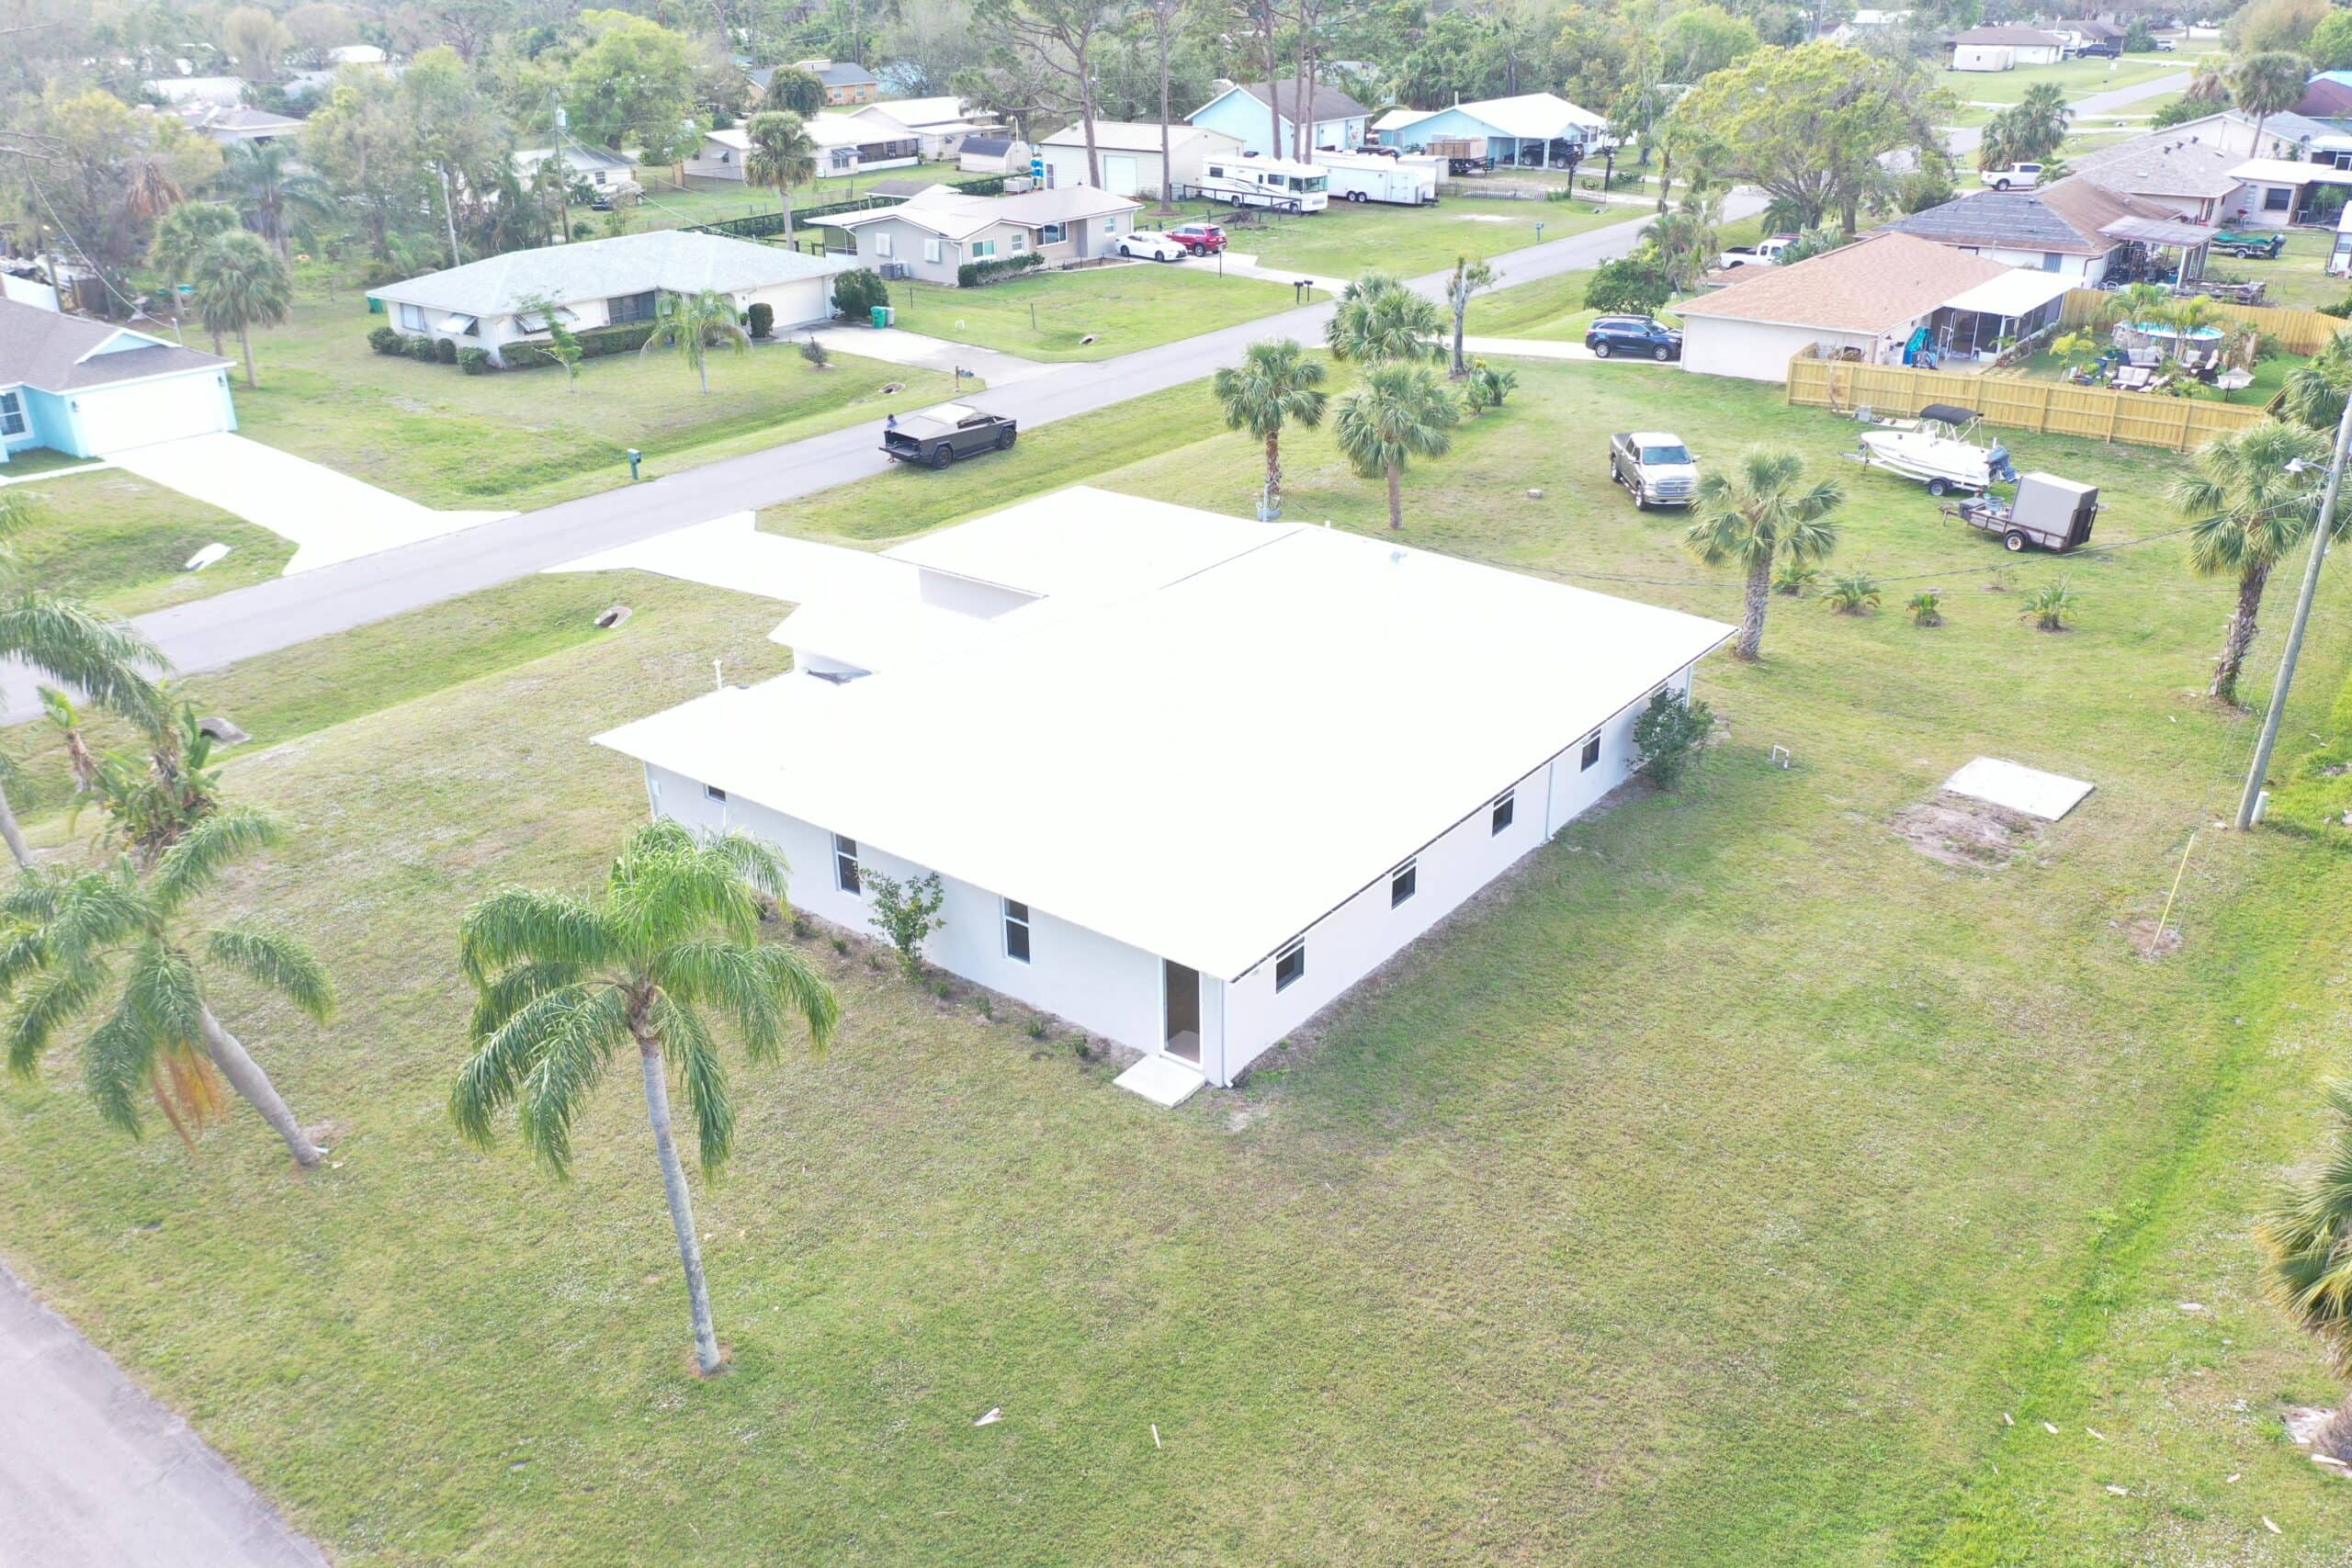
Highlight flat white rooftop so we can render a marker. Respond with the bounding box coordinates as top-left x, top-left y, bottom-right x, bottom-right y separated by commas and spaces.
598, 489, 1731, 981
